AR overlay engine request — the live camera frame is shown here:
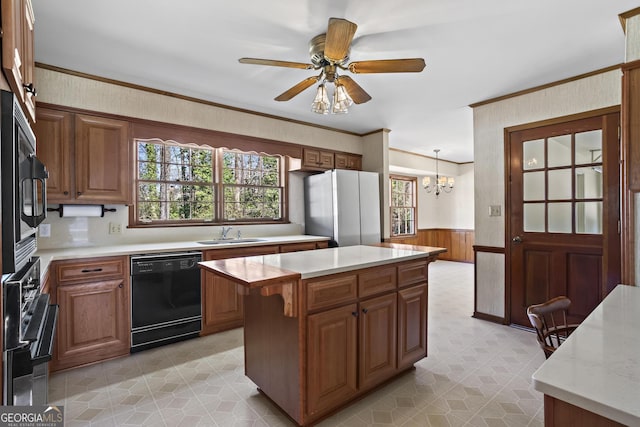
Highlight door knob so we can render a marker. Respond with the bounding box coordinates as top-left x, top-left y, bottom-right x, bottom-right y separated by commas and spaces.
512, 236, 523, 244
